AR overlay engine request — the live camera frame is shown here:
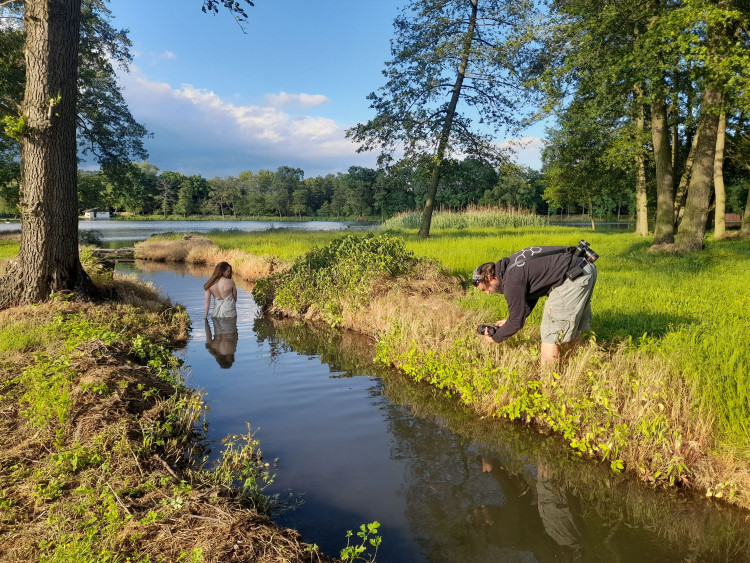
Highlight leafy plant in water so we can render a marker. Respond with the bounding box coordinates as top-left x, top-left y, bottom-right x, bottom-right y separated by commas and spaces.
340, 521, 382, 563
